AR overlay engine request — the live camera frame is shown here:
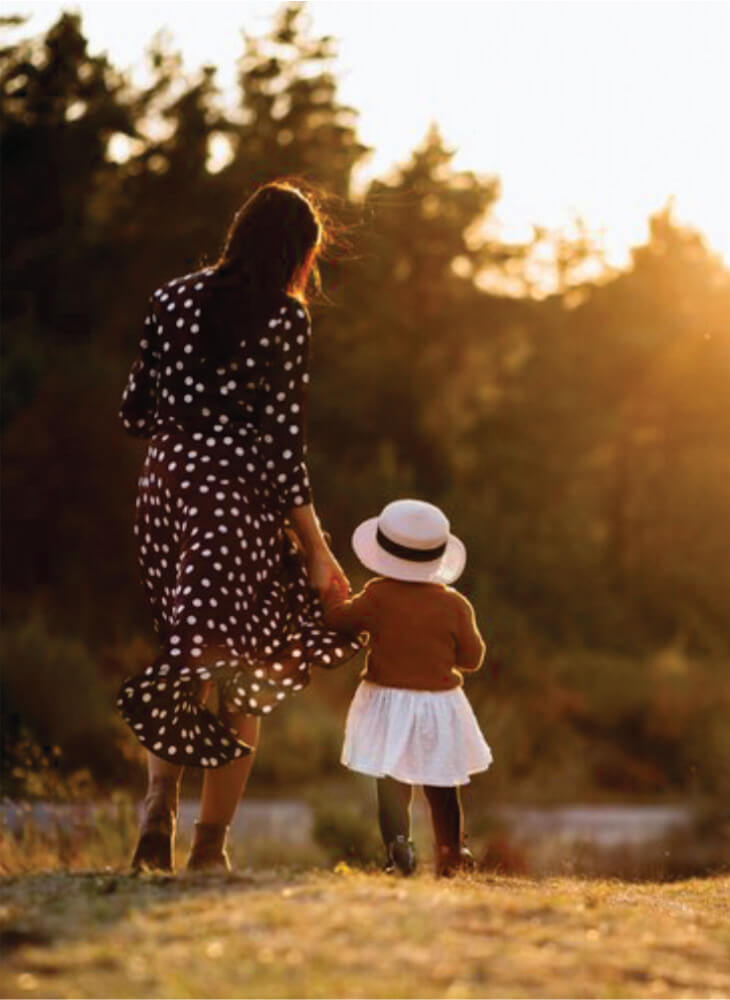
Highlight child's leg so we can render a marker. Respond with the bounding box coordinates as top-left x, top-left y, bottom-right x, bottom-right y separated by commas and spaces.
377, 777, 417, 875
423, 784, 462, 850
376, 776, 413, 845
423, 785, 476, 875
